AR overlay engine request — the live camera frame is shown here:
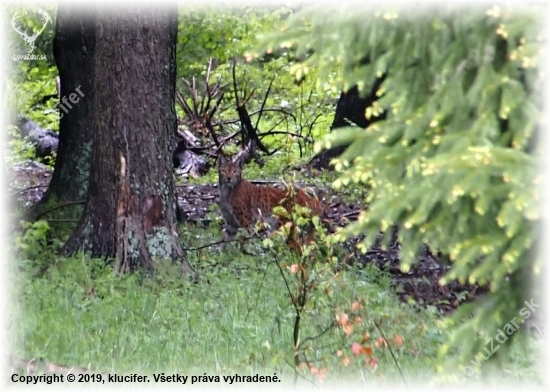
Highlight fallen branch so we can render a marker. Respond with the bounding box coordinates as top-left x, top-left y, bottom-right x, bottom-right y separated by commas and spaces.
16, 117, 59, 158
33, 200, 85, 221
183, 234, 261, 252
